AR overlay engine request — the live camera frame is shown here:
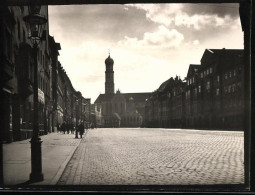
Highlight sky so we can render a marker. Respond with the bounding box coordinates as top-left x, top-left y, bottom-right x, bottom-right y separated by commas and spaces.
48, 3, 243, 103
